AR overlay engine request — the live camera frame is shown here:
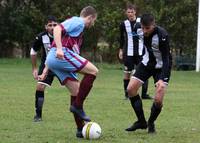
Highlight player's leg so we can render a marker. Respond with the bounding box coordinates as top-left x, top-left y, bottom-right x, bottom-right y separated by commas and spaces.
70, 61, 98, 121
65, 79, 85, 138
125, 63, 151, 131
147, 70, 169, 133
123, 56, 134, 99
141, 79, 152, 99
148, 84, 166, 133
49, 68, 85, 138
34, 83, 46, 122
123, 71, 131, 99
34, 67, 54, 122
125, 78, 147, 131
46, 48, 97, 121
134, 56, 151, 100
